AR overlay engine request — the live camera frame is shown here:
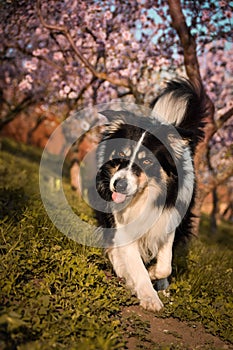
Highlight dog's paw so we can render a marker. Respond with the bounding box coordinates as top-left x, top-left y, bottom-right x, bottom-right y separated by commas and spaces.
139, 295, 164, 312
154, 278, 169, 291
